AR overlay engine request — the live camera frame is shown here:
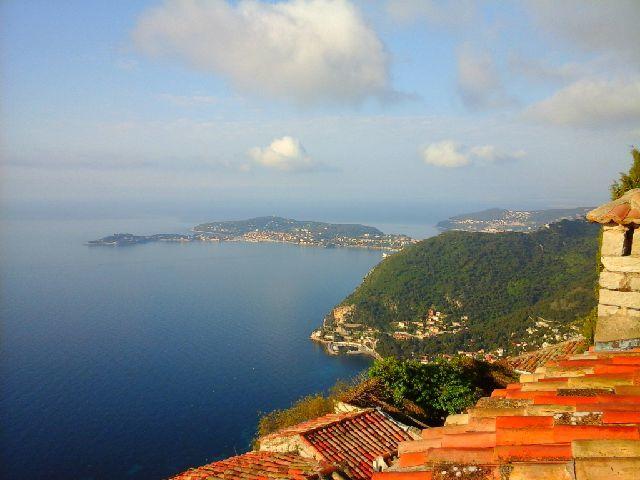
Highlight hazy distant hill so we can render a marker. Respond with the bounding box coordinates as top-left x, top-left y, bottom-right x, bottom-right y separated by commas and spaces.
437, 207, 592, 233
193, 216, 384, 239
331, 219, 599, 357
